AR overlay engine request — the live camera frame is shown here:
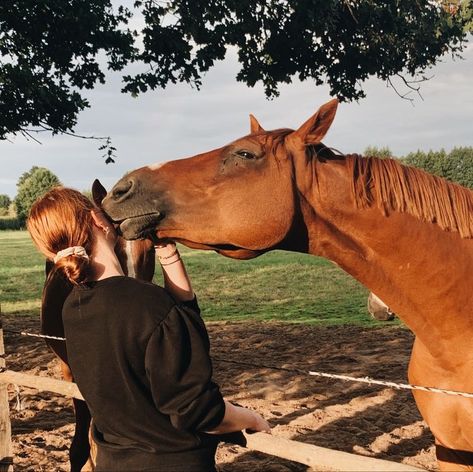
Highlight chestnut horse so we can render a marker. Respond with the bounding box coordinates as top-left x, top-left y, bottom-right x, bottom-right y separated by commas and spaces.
41, 180, 155, 471
102, 99, 473, 470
